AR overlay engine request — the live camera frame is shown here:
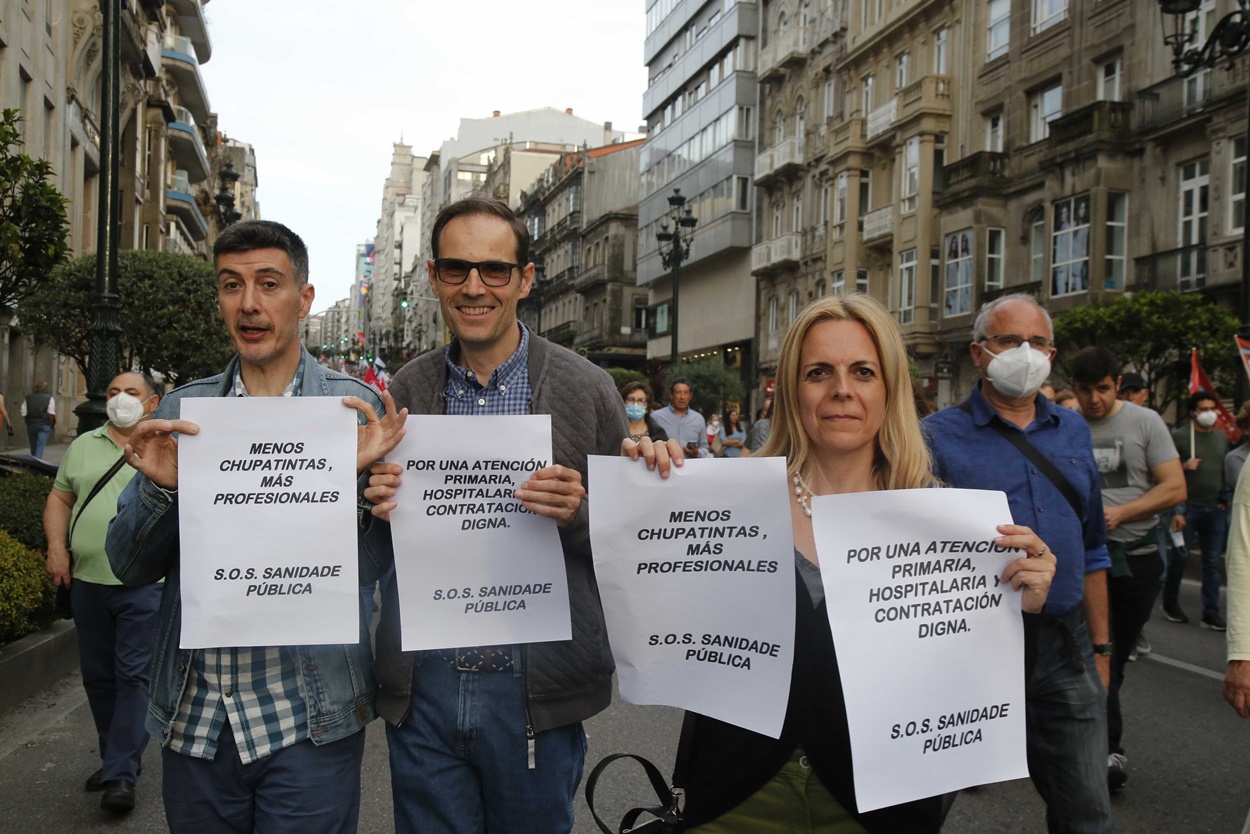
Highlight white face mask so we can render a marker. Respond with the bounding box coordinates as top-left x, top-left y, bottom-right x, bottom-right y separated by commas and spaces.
982, 342, 1052, 401
1196, 410, 1218, 428
106, 392, 148, 428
